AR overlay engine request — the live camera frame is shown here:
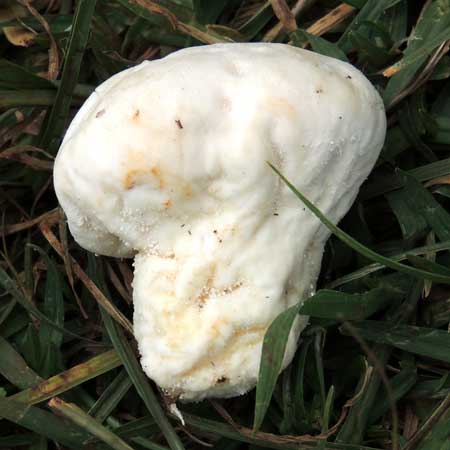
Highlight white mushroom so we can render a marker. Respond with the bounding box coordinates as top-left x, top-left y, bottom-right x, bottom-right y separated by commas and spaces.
54, 43, 386, 401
